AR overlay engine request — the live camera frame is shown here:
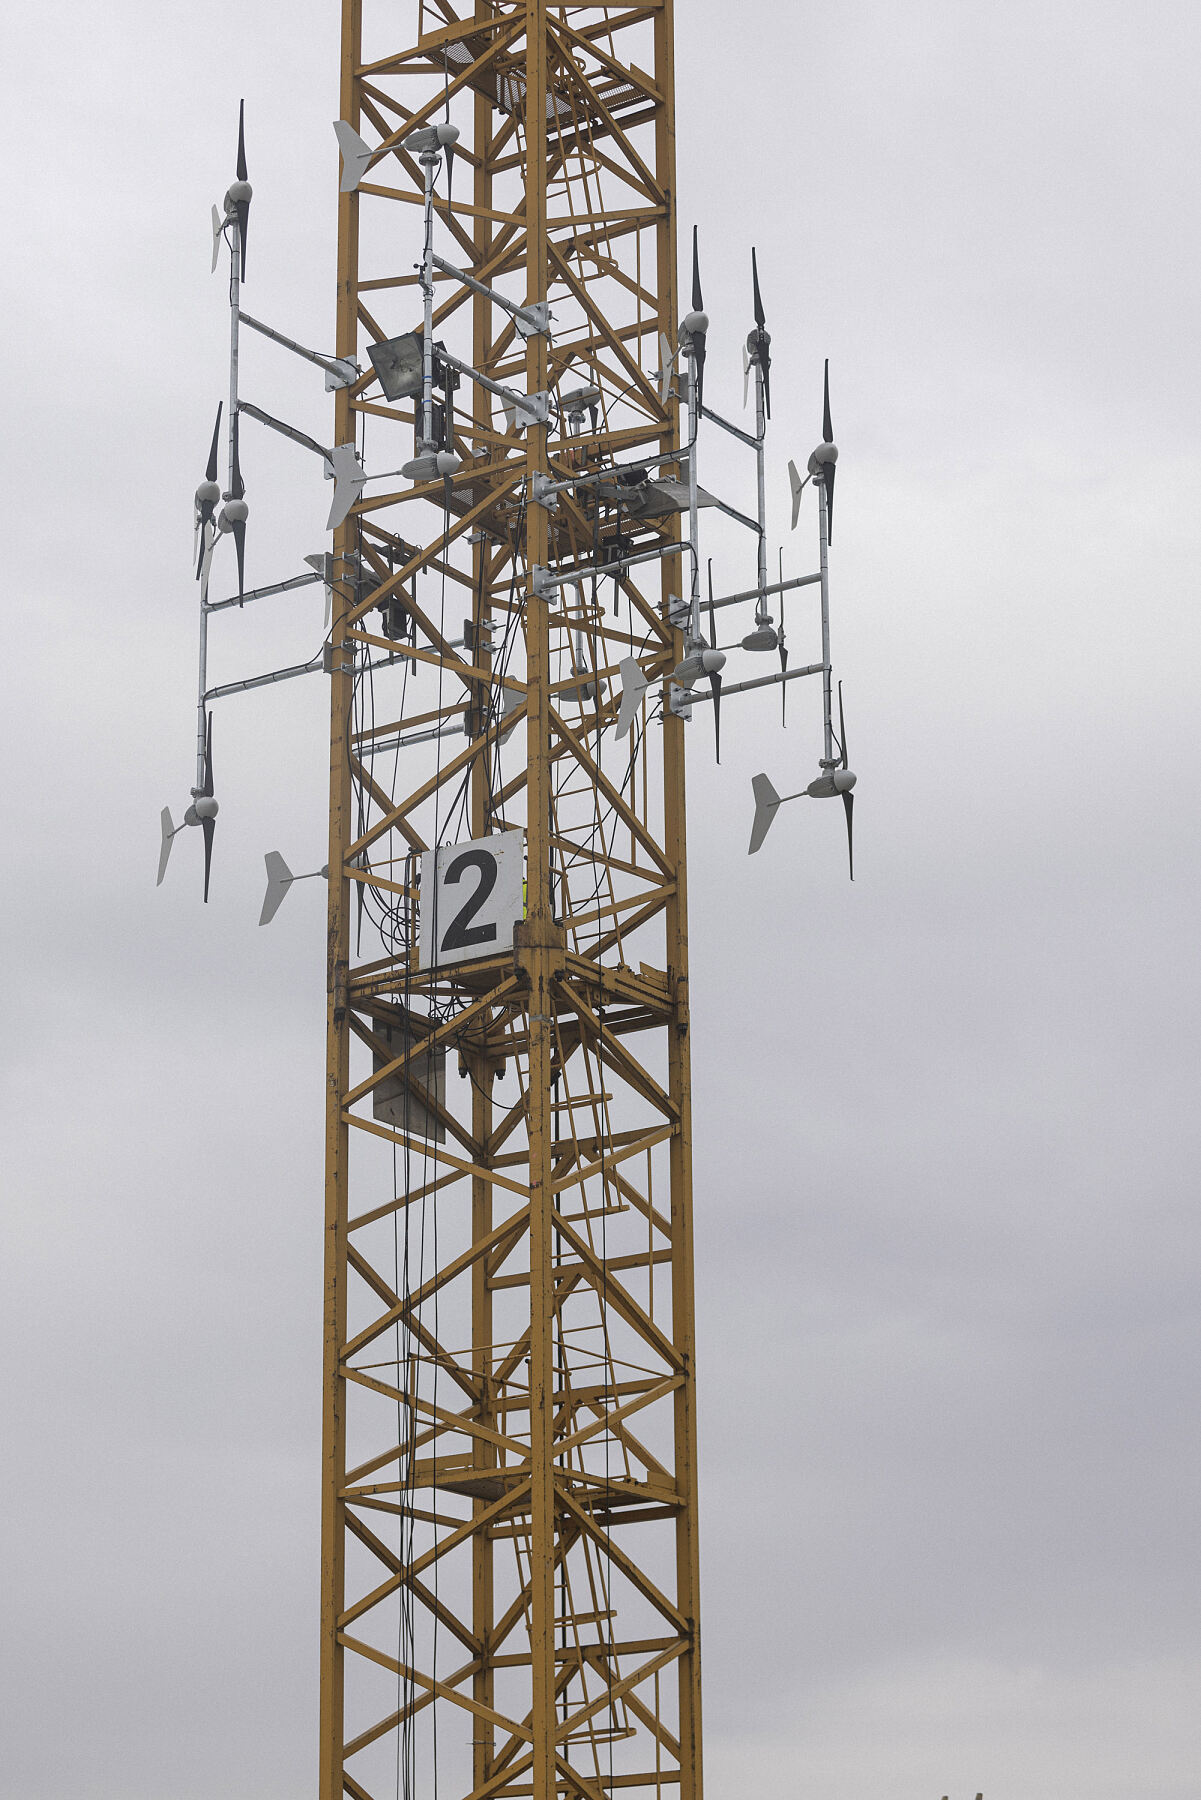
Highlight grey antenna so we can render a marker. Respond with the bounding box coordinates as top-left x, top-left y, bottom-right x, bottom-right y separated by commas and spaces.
259, 851, 329, 926
748, 774, 781, 854
615, 658, 649, 736
787, 456, 807, 530
333, 120, 375, 193
327, 443, 366, 531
